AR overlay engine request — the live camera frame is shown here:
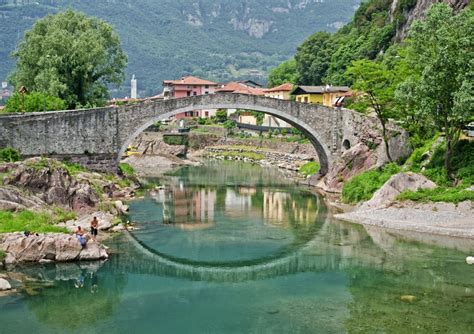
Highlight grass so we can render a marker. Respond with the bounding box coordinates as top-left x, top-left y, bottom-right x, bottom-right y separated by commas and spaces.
342, 163, 401, 204
341, 138, 474, 205
299, 161, 320, 176
63, 161, 87, 176
219, 151, 265, 161
0, 210, 69, 234
0, 250, 5, 262
119, 163, 135, 177
398, 187, 474, 203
